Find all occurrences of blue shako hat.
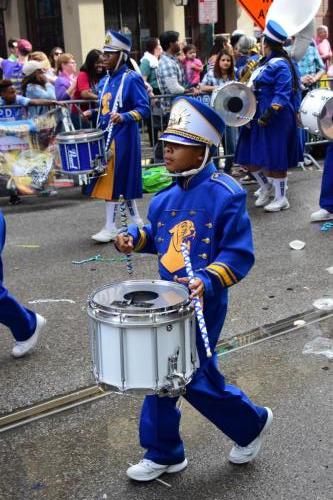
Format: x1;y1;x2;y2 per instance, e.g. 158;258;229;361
263;20;288;44
103;30;131;53
160;97;225;148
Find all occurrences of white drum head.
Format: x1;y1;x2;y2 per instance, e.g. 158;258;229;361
89;280;190;316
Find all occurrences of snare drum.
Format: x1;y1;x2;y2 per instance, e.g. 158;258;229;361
300;89;333;140
87;280;197;397
56;129;107;174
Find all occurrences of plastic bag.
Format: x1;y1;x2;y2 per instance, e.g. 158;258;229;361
142;166;172;193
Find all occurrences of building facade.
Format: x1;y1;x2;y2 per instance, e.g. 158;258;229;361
0;0;332;64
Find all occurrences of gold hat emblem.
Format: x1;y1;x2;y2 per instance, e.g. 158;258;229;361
105;33;112;46
168;106;191;130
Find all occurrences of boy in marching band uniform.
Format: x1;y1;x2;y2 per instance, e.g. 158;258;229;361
116;97;273;482
87;31;150;243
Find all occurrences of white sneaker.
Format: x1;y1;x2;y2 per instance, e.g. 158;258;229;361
310;208;333;222
12;313;46;358
254;185;276;198
126;458;188;482
255;188;271;207
228;407;273;464
264;197;290;212
91;227;118;243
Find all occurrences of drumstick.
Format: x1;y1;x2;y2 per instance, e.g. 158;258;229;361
119;195;133;276
180;242;212;358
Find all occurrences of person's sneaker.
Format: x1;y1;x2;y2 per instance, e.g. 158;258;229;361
240;174;257;185
255;188;271;207
12;314;46;358
303;156;312;166
126;458;188;482
264;197;290;212
228;407;273;464
254;185;275;198
310;208;333;222
91;227;118;243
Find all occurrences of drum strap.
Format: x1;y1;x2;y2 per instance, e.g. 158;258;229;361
97;70;129;152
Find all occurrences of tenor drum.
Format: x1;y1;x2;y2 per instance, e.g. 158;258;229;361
87;280;197;397
300;89;333;140
56;129;107;175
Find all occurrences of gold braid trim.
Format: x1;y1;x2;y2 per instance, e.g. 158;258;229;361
206;268;226;287
134;229;147;252
129;110;142;121
163;128;212;145
206;262;238;287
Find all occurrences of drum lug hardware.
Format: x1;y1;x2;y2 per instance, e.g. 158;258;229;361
166;324;173;332
159;348;186;398
91;155;106;176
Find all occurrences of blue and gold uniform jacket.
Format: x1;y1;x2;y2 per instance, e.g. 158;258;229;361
128;162;254;356
88;64;150;200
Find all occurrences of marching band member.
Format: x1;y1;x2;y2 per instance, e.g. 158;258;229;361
235;20;301;212
0;211;46;357
86;31;150;243
311;144;333;222
116;97;273;482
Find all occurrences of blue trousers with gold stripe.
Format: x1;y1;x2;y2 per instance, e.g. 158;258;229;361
140;353;268;465
320;144;333;213
0;212;36;341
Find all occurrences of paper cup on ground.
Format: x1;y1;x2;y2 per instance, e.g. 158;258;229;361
289;240;306;250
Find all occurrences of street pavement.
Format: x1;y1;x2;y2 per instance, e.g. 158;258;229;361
0;315;331;500
0;168;332;413
0;167;332;499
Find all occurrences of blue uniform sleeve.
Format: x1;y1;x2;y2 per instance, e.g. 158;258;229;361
121;73;150;123
194;192;255;298
270;61;293;108
127;204;157;254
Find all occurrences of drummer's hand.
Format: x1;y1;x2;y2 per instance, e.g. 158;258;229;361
83;110;92;119
115;233;134;253
175;277;204;302
110;112;124;124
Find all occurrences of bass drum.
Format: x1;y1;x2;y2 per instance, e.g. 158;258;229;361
300;89;333;140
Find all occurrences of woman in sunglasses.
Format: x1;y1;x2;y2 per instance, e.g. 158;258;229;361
49;46;63;73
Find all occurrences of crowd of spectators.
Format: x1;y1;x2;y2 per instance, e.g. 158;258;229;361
0;25;331;173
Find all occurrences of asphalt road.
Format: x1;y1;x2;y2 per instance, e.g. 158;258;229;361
0;168;332;414
0;166;332;499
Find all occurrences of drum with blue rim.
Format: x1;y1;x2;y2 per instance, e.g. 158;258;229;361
56;129;107;175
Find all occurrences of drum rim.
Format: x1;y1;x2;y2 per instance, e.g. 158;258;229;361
300;90;333;139
56;128;104;143
87;279;192;316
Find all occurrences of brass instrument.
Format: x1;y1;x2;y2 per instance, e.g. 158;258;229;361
212;0;321;127
239;58;261;84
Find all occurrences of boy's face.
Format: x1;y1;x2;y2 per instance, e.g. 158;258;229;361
163;142;205;173
103;51;121;71
1;85;16;103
